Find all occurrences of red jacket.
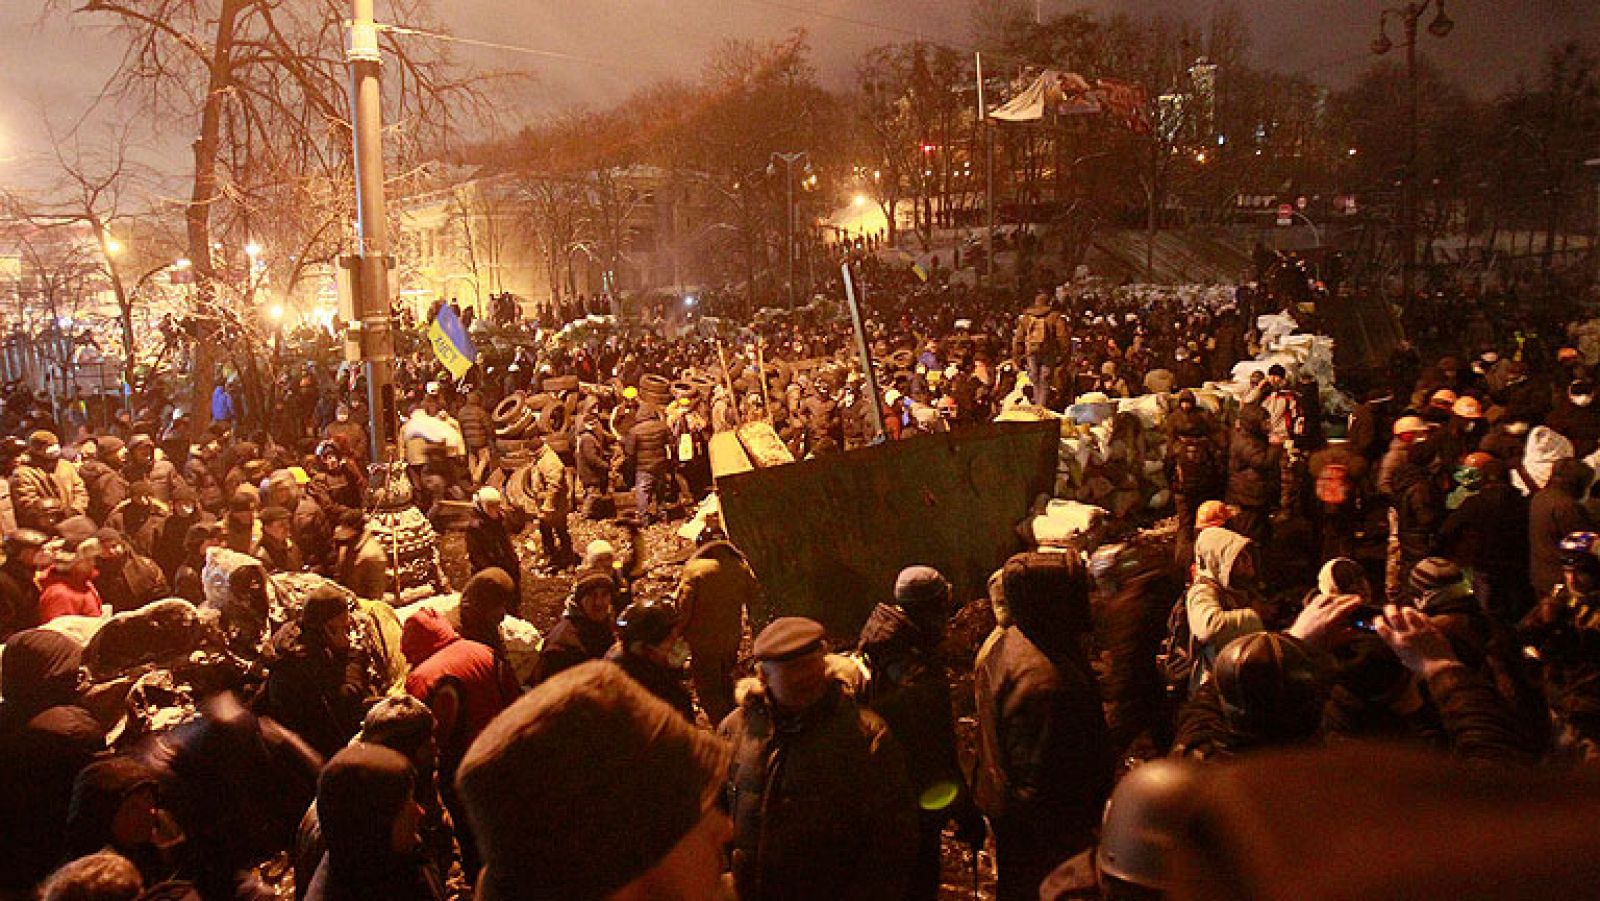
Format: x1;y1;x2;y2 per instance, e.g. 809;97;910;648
36;572;104;624
402;608;516;750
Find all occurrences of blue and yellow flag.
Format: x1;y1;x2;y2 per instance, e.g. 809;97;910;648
427;305;477;379
911;261;929;282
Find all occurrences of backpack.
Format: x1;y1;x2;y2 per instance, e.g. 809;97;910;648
1022;313;1058;357
1157;588;1197;698
1315;461;1353;506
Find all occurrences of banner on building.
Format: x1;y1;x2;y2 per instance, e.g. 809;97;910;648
428;305;477;378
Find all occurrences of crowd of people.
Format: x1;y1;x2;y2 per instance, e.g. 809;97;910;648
1;261;1599;900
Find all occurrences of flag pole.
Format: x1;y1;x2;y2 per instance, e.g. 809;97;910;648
976;52;995;286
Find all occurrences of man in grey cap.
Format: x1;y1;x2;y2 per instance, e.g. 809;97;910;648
456;660;732;900
718;616;917;900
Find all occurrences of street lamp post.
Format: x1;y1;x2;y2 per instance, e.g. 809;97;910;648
769;151;809;309
1372;0;1453;306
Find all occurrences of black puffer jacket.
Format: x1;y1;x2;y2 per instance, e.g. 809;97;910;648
263;622;376;758
1225;405;1279;508
456;400;493;452
624;412;672;473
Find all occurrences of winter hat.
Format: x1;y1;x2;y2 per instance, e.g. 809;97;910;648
753;617;827;662
65;757;160;859
95;435;126;460
27;430;59;453
461;568;518;618
301;586;350;631
317;744;416;878
893;565;950;612
1409;558;1471;610
259;506;290;526
1316;557;1372;601
583;540;616;567
457;661;731;901
357;695;437;761
570;570;616;602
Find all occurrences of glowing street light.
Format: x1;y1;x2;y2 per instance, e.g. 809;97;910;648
244;241;263;259
174;257;192;270
104;237;124;256
853;194;868;208
267;303;286;322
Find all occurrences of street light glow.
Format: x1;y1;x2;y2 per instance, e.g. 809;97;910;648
174;257;192;270
267;303;285;321
245;241;263;258
853;194;868;208
104;237;123;256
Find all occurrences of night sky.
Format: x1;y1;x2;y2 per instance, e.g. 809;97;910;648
2;0;1596;179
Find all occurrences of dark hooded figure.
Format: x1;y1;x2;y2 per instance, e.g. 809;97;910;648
138;693;322;901
973;553;1113;901
304;744;442;901
857;566;984;901
65;757;185;889
263;587;379;758
1529;459;1595;598
536;571;617;683
1225;403;1280;545
0;629;106;894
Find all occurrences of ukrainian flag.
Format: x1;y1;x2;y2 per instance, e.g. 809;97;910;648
428;305;477;379
911;261;929;282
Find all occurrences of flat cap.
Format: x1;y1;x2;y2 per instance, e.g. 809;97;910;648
753;616;826;662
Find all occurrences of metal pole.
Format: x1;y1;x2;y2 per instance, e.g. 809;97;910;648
349;0;397;465
786;159;796;310
977;52;995;285
842;263;885;443
1401;8;1418;307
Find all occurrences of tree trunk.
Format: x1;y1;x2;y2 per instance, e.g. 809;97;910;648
187;0;244;426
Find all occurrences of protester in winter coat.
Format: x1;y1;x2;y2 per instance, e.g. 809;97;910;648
333;510;389;601
624;406;673;525
528;434;578;569
464;487;523;593
153;485;207;582
304;744;443;901
138;693;321;900
37;539;106;623
1513;425;1574;496
256;506;305;573
537;571;616;683
1438;454;1533;622
264;588;379;758
1529;459;1594;598
94;528;170;614
402;607;518;778
1224;404;1278;544
1088;541;1183;756
294;698;467;901
1546;377;1600;458
63;757;185;890
1520;535;1600;755
606;599;696;723
80;435;129;525
0;629;107;895
122;433;184;503
676;537;760;724
719;617;918;901
0;529;49;642
103;481;168;559
856;567;983;901
1185;526;1266;688
974;553;1112;901
11;430;88;530
172;522;223;605
456;390;494;483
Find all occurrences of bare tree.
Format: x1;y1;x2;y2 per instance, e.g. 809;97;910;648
57;0;486;425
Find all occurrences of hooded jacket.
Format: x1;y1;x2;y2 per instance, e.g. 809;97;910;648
402;608;516;764
1529;459;1595;596
1514;426;1574;495
37;569;105;623
1186;527;1264;669
305;745;442;901
0;630;106;893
